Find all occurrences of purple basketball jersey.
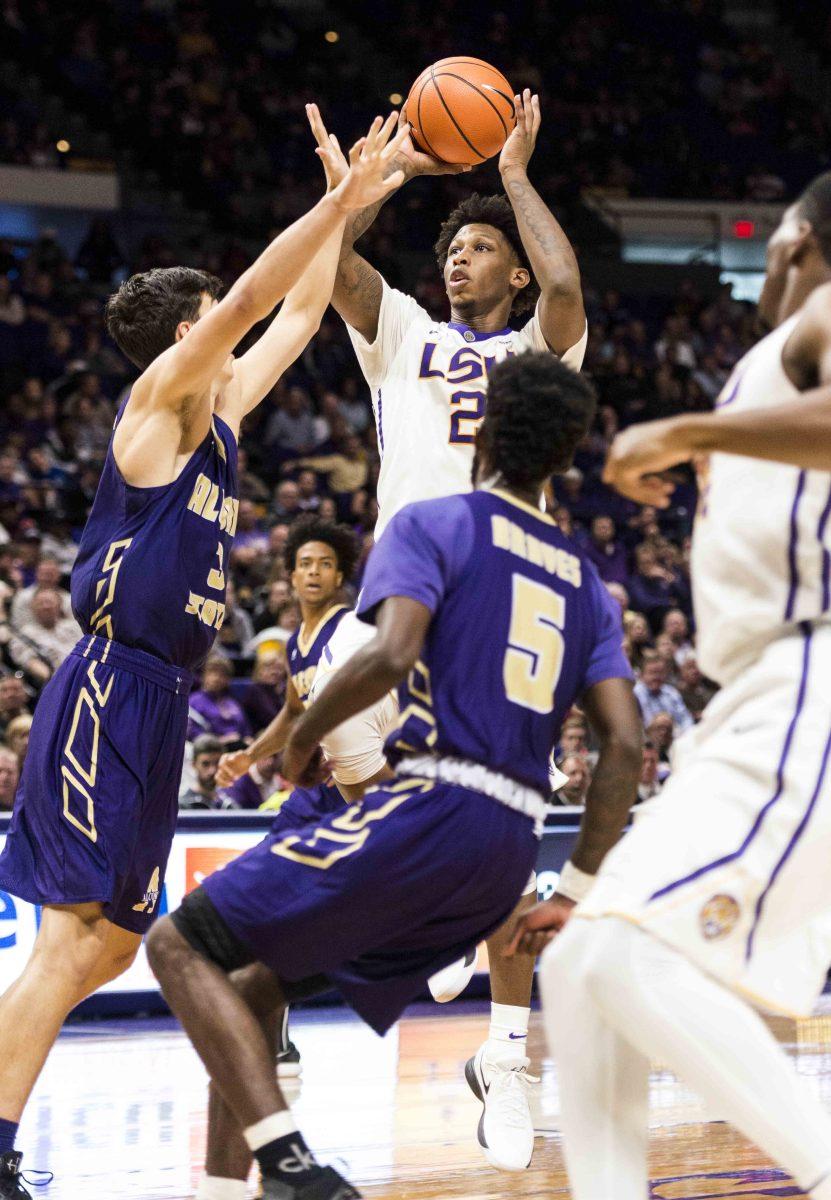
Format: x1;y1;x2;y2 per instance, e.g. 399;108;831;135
71;404;239;673
286;605;348;704
357;488;632;792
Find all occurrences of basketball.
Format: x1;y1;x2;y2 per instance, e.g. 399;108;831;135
404;57;516;165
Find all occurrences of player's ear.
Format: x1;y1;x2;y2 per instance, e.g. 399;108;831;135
175;320;194;343
510;265;531;292
790;219;815;265
335;570;343;590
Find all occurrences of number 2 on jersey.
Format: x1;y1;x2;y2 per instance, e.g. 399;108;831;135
503;574;565;713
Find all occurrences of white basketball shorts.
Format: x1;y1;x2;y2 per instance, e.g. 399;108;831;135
578;622;831;1017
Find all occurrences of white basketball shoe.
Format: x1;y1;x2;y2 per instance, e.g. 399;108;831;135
464;1043;538;1171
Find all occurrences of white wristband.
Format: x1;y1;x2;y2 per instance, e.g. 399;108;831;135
557;860;595;903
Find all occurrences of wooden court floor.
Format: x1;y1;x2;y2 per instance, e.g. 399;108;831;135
19;1000;831;1199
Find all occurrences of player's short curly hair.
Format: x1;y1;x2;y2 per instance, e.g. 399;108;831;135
284;514;360;582
797;171;831;265
477;352;596;486
105;267;223;370
434;193;538;317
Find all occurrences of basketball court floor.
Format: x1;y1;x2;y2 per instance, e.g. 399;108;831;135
20;998;831;1199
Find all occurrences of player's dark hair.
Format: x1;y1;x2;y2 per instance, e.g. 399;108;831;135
434;193;538;316
476;352;596;487
284;514;359;582
797;172;831;265
105;267;223;369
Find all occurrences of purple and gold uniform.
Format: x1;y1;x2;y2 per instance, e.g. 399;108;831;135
286;604;348;706
0;408;238;933
203;488;630;1033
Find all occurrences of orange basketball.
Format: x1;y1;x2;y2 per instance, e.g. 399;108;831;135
404;57;516;166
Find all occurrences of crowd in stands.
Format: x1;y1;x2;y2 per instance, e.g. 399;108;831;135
0;207;759;813
1;0;829;255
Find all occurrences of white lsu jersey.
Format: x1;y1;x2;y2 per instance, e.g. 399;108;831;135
347;280;588;538
692;310;831;685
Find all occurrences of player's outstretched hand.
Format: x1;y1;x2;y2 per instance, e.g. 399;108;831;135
499;88;541;177
329;112;410;212
503;894;576;957
306;103;349;193
395;112;472;178
216;749;252;788
603;417;690;507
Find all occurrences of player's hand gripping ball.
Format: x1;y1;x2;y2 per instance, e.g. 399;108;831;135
404;57;516;165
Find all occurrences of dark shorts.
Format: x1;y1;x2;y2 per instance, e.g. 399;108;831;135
0;635;191;935
268;781;347;836
203;773;539;1034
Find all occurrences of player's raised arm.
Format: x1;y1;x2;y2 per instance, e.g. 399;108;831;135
134;112;409;422
499;90;586;357
308;106;469;342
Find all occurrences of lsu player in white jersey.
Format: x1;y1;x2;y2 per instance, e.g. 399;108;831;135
509;171;831;1200
306;94;587;1172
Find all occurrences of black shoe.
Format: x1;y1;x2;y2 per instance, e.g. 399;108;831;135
0;1153;32;1199
261;1166;362;1199
276;1039;302;1078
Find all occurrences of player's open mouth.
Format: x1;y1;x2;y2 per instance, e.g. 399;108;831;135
449;271;469;285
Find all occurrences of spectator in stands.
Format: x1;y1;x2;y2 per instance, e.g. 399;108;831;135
605;581;630;613
10;555;69;626
271;479;303;524
678;656;718;722
559;716;589;759
291;434;369;505
634;651;694;734
187;655;250;746
646;712;675;765
233;500;269;556
219;754;280;810
580;515;629;587
8;588;81;686
0;746;18;811
240;650;286;734
554;754;592;806
637;741;665;804
628;545;689;630
296;469;321;514
264;387;317;456
213;580;255;660
0;676;29;740
4;713;32;768
252;579;292;633
179;735;225;810
623;611;652;671
661;608;694;664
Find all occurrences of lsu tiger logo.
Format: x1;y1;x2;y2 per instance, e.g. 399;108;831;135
699;893;741;941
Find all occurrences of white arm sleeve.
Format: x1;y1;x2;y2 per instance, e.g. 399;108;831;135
516;302;589;371
345;279;428;388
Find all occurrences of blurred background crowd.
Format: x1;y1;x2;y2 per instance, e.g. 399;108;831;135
0;0;821;813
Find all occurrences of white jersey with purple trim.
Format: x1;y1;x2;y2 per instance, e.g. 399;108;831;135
346;280;588;539
692;312;831;686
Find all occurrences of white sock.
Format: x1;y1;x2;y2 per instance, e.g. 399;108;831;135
542;917;831;1197
485;1002;530;1062
243;1110;296;1151
195;1178;248;1200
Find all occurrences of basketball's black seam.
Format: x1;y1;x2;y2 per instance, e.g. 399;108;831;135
435;71;513;137
429;63;486;161
415;73;442;160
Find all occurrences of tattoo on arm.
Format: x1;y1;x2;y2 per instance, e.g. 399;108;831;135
343;156;409;248
339;250;383;307
503;174;581;293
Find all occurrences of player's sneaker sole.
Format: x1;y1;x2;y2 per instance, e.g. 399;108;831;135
428;949;477;1003
276;1039;302;1078
260;1165;362;1198
465;1048;534;1172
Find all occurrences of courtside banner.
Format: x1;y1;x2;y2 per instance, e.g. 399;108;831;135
0;811;580;997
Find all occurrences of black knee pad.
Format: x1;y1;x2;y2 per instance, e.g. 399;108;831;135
170;886;256;974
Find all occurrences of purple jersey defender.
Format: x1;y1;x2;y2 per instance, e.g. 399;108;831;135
0;408;238;934
286;604;348;705
202;488;630;1034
